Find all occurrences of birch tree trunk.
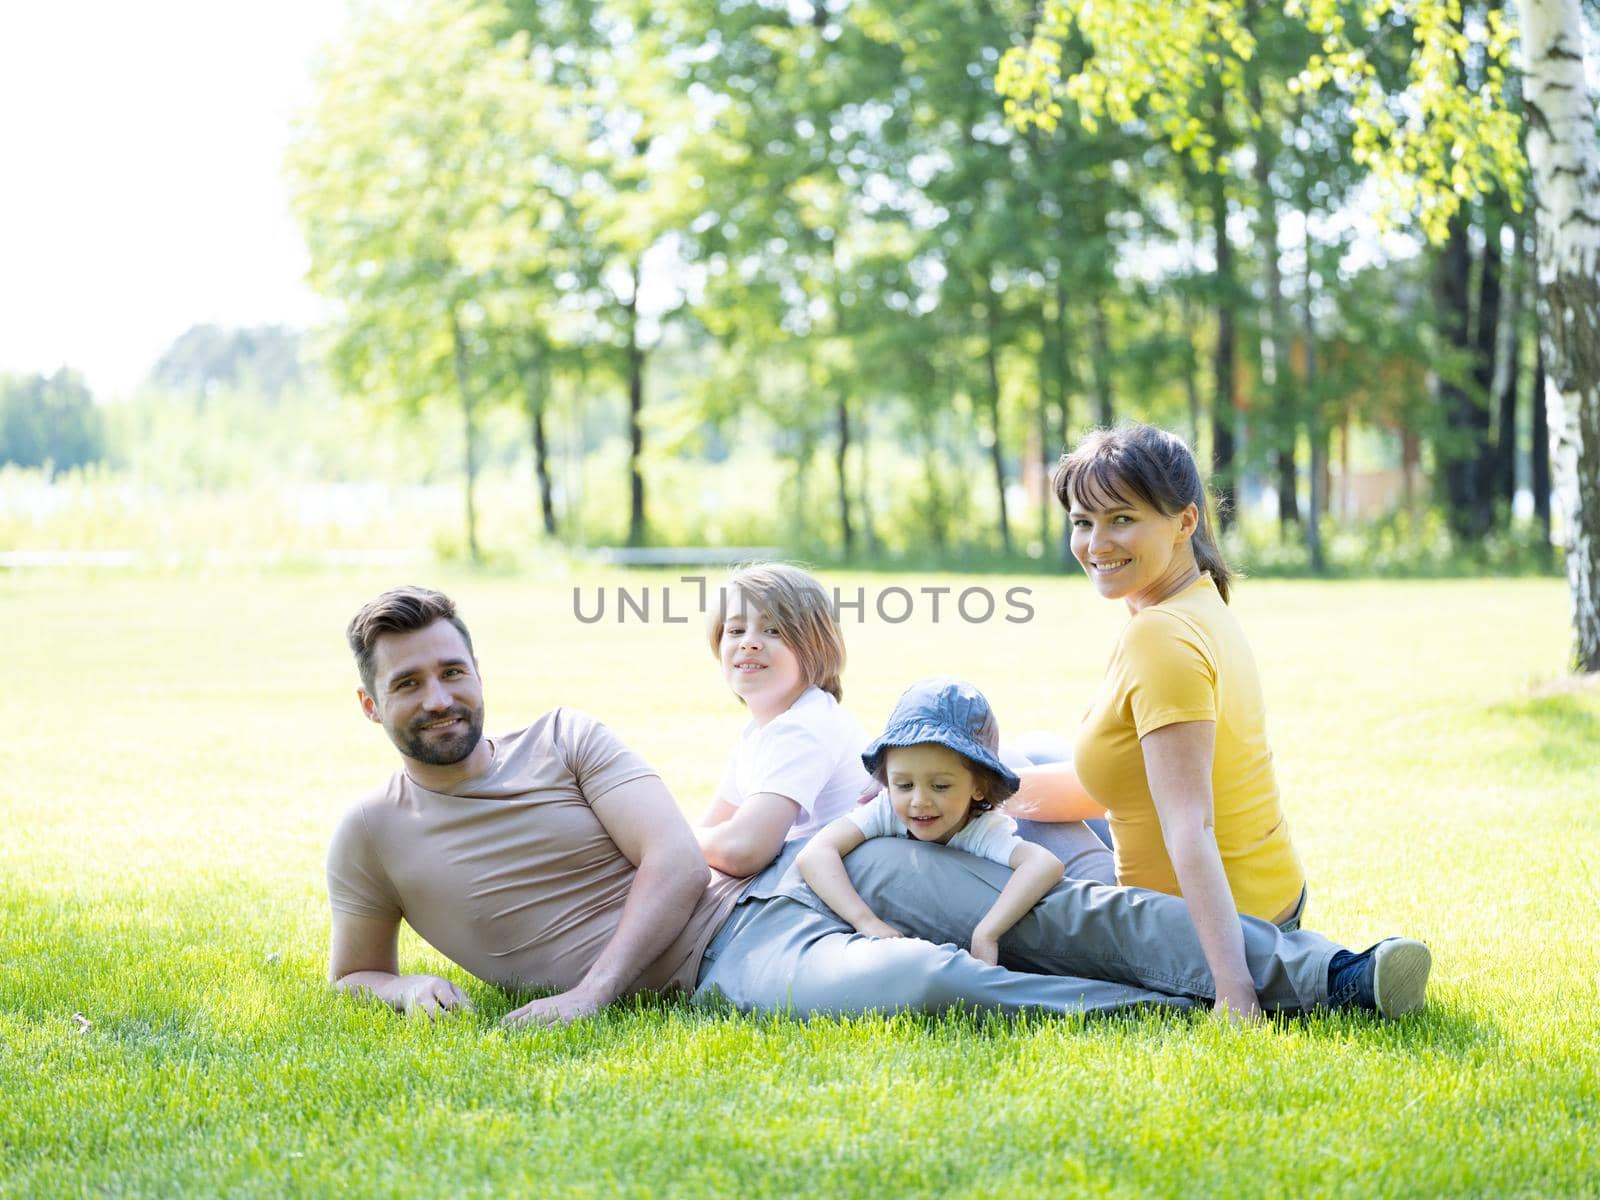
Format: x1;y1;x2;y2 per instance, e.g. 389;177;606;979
1518;0;1600;670
1248;63;1297;532
857;405;878;557
1302;195;1325;573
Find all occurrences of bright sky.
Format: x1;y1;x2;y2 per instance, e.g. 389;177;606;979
0;3;349;399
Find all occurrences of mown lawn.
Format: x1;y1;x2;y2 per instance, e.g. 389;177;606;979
2;567;1596;1198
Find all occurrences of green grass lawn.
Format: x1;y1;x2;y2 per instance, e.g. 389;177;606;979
2;567;1596;1197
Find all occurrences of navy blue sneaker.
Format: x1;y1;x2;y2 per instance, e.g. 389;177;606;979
1327;938;1431;1018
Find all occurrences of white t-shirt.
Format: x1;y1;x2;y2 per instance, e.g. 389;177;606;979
717;686;873;841
847;791;1022;866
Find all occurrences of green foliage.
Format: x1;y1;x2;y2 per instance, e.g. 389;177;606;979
148;324;304;402
263;0;1552;570
288;0;569;396
0;368;105;472
0;570;1594;1194
998;0;1526;240
1227;507;1559;577
103;373;466;491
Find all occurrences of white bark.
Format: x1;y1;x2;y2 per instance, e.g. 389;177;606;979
1518;0;1600;671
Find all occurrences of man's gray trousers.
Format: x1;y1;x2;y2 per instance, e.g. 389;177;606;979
693;839;1339;1019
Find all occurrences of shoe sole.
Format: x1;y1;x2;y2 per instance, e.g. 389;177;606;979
1373;938;1431;1018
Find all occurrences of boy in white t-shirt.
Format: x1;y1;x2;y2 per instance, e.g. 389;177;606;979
717;685;871;844
796;678;1065;967
697;564;873;878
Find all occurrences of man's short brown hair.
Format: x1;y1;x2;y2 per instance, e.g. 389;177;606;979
347;586;475;694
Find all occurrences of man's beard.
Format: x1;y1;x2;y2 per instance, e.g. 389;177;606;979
394;705;485;766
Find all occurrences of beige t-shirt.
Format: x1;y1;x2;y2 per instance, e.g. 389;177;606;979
327;708;747;995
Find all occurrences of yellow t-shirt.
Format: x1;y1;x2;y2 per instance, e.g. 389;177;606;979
1072;574;1304;921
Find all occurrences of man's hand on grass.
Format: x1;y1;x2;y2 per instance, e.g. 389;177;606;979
500;988;604;1028
396;974;474;1018
1212;984;1264;1024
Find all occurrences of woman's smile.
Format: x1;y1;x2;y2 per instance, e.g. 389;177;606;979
1089;557;1131;574
1069;493;1199;612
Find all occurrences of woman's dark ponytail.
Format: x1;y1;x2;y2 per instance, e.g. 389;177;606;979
1190;489;1233;604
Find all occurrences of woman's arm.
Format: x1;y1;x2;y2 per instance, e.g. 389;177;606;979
795;820;904;939
1141;720;1260;1020
1003;762;1108;822
968;841;1065;966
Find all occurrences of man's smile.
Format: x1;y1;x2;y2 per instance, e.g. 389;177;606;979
412;710;474;738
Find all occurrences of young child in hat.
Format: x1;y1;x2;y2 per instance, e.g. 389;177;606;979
796;677;1065;967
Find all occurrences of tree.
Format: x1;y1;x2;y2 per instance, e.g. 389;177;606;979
0;369;104;471
288;0;570;560
543;10;701;548
147;325;304;402
643;0;926;557
1517;0;1600;669
1426;7;1518;545
998;0;1524;236
995;0;1600;668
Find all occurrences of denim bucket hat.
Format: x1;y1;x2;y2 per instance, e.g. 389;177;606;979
861;677;1021;798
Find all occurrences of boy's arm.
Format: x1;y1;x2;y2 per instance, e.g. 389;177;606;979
697;796;738;828
697;766;741;827
795;819;904;939
695;792;800;877
968;841;1066;966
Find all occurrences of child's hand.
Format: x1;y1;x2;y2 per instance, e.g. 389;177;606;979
854;917;905;940
969;932;1000;966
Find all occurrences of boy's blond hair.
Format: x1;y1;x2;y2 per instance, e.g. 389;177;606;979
707;563;845;701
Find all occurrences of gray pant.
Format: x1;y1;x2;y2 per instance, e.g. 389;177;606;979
1013;817;1117;885
1002;731;1117;885
693;840;1338;1018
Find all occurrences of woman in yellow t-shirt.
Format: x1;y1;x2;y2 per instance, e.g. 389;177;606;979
1008;422;1310;1020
